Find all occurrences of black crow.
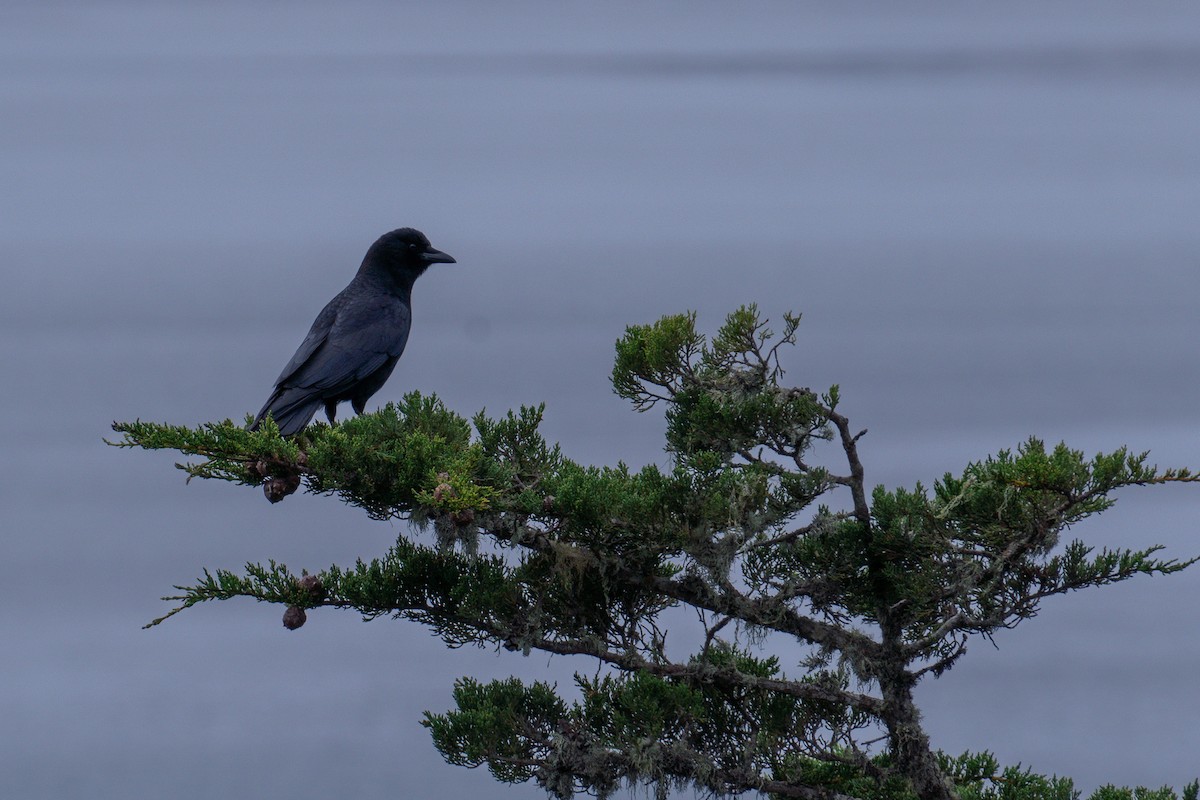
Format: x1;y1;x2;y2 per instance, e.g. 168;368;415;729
249;227;455;436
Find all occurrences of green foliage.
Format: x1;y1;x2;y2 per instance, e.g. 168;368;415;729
424;644;879;800
612;311;703;410
302;392;476;518
428;675;1200;800
108;416;301;484
112;305;1200;800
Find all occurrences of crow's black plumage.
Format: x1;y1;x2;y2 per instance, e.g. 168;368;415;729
249;228;455;437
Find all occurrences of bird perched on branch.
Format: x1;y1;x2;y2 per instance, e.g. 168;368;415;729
249;227;456;436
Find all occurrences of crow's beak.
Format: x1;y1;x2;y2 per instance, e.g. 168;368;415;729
421;247;456;264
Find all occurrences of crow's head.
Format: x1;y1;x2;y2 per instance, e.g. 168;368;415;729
365;227;456;284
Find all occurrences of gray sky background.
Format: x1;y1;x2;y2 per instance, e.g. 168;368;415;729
3;2;1199;797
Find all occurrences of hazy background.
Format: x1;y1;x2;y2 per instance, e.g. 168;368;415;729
3;2;1198;797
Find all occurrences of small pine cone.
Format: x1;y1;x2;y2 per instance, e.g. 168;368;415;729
282;606;306;630
452;508;475;527
263;473;302;504
542;495;556;513
297;574;326;602
263;478;287;503
294;451;308;467
432;482;455;503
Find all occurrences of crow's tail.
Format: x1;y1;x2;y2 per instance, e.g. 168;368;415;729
249;388;323;437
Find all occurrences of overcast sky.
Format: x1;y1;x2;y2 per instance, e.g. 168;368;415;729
3;3;1199;798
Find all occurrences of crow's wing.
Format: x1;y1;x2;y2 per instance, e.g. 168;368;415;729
275;292;411;396
273;297;339;386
